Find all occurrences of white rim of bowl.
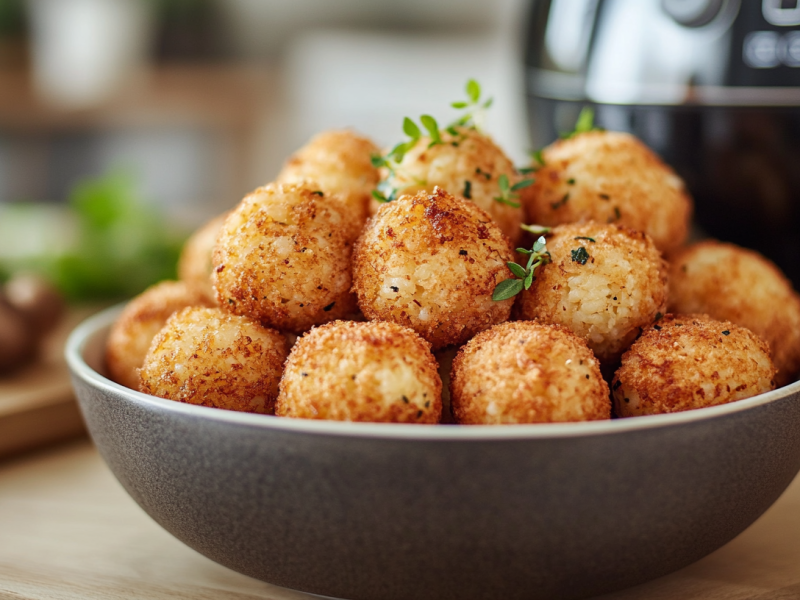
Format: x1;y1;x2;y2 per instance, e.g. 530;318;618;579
66;305;800;441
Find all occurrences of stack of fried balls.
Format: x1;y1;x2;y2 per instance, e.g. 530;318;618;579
107;85;799;425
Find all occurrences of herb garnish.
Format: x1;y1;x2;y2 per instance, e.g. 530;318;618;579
561;106;604;139
571;246;590;265
530;148;546;168
463;180;472;199
311;190;324;196
722;330;730;336
551;193;569;210
574;236;595;242
492;236;551;301
521;224;552;235
493;174;534;208
449;78;493;131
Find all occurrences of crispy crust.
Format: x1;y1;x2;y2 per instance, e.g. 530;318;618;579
374;127;524;244
515;222;668;364
451;321;610;424
520;131;692;254
276;320;442;423
105;280;213;390
352;187;514;351
612;314;776;417
177;213;227;304
213;183;358;333
277;129;380;240
139;307;288;414
668;240;800;387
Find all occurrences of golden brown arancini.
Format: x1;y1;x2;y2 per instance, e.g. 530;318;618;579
177;213;227;303
375;127;525;244
451;321;610;424
139;307;288;413
277;129;379;239
275;320;442;423
668;240;800;387
520;131;692;254
612;314;776;417
213;183;358;333
106;280;213;390
515;222;668;364
352;187;514;351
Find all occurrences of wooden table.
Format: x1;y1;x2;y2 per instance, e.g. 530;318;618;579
1;440;800;600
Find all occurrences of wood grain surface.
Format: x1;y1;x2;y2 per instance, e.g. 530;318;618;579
1;440;800;599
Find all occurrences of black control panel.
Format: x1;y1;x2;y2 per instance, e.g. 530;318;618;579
730;0;800;85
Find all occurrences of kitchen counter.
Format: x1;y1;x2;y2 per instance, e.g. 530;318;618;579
1;439;799;599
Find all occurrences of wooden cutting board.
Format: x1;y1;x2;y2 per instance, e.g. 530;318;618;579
0;307;100;458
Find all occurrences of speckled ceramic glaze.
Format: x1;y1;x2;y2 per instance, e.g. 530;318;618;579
67;307;800;600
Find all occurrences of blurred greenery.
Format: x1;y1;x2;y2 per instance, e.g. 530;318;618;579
0;171;187;301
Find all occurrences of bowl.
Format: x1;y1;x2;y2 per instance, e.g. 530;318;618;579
66;306;800;600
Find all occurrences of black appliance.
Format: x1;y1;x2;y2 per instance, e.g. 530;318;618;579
524;0;800;284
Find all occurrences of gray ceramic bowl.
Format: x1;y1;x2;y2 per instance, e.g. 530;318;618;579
66;306;800;600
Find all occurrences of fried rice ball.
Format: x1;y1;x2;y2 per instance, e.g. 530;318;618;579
612;314;776;417
352;187;514;351
139;307;288;414
276;320;442;423
668;241;800;387
213;183;358;333
451;321;610;425
520;131;692;254
277;129;379;239
177;213;227;303
106;280;213;390
375;127;524;244
515;222;668;364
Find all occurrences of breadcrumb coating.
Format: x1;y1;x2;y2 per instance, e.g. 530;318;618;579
139;307;288;414
353;187;514;350
213;183;358;333
276;320;442;423
668;240;800;387
451;321;610;424
515;222;668;364
613;314;776;417
521;131;692;254
277;129;379;240
106;280;213;390
375;127;524;243
177;213;227;303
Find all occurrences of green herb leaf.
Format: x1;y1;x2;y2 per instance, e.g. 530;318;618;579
533;236;547;253
403;117;421;139
521;224;552;235
518;166;536;175
511;179;535;191
494;196;520;208
371;190;389;203
507;262;527;279
573;236;595;242
722;330;730;336
420;114;441;143
551;194;569;210
571;246;590;264
371;154;387;168
498;173;510;192
524;269;534;290
463;180;472;199
530;149;545;166
466;79;481;103
451;101;468;109
575;107;595;134
492;278;523;301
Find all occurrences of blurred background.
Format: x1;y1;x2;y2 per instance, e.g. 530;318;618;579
0;0;529;303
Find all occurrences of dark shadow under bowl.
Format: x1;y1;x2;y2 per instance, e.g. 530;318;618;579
66;306;800;600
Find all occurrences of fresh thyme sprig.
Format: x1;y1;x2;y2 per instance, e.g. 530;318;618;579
561;106;604;139
492;234;552;301
493;174;535;208
372;78;494;203
449;78;493;131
